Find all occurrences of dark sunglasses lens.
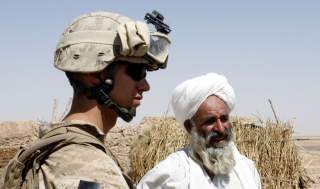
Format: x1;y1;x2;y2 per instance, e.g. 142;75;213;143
126;64;147;81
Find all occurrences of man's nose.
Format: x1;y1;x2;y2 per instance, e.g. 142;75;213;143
138;78;150;92
214;119;225;133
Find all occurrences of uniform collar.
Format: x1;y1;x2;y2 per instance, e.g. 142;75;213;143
51;120;106;141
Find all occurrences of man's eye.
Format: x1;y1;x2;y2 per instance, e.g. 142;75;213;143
220;115;229;123
203;117;217;125
126;64;147;81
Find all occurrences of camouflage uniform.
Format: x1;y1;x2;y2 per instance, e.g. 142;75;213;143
2;11;170;189
38;121;130;189
37;11;170;188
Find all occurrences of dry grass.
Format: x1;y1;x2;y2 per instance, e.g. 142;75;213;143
233;117;311;188
129;117;190;180
129;117;311;189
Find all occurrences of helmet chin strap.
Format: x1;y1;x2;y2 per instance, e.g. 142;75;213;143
67;73;136;122
88;81;136;122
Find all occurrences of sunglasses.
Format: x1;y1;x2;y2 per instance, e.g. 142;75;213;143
125;64;147;81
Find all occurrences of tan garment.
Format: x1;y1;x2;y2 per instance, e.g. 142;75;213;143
37;121;130;189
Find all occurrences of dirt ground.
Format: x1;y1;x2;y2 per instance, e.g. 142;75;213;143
295;136;320;189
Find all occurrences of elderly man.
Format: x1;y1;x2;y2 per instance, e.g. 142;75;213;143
137;73;261;189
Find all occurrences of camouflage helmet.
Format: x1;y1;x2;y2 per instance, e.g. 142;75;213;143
54;11;170;73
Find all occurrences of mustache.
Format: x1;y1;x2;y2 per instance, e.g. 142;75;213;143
205;127;232;144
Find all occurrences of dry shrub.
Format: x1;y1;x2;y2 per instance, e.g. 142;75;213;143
233;117;311;189
129;117;311;188
129;117;190;181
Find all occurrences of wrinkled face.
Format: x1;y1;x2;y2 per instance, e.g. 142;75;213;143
188;95;235;175
191;95;232;148
109;62;150;109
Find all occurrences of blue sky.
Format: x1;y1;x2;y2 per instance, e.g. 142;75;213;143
0;1;319;135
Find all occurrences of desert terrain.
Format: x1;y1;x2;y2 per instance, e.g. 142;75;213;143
295;136;320;189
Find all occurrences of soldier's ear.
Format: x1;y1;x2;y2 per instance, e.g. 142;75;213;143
82;73;101;86
184;120;192;134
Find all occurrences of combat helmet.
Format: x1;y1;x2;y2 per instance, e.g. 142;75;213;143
54;11;171;122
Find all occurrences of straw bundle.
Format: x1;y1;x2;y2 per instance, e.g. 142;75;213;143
129;117;190;181
129;117;311;188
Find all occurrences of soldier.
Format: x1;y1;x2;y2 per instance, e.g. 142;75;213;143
3;11;171;189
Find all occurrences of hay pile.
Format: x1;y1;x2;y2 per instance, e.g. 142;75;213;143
129;117;190;180
129;117;311;188
232;117;311;188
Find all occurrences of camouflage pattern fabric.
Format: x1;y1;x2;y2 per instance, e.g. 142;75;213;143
38;144;129;188
54;11;148;73
37;121;130;189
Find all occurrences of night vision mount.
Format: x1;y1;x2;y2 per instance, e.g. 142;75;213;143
144;10;171;34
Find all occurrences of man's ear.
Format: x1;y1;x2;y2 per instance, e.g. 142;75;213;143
82;73;100;86
184;120;192;134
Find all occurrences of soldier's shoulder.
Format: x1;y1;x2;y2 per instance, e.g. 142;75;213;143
40;144;122;178
48;143;111;165
40;144;128;189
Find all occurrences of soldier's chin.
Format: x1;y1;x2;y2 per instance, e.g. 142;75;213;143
130;100;141;108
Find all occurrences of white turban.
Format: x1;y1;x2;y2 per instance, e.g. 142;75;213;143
171;73;235;127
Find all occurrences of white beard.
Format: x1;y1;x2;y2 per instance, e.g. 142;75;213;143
189;126;235;175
